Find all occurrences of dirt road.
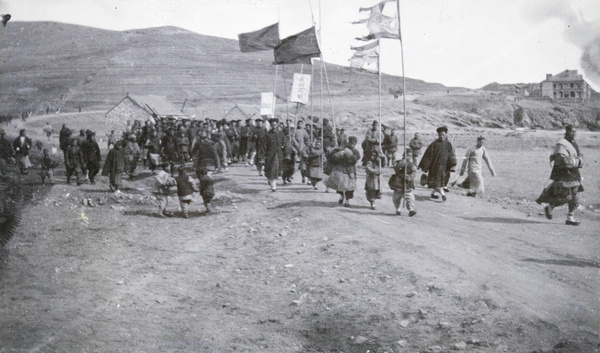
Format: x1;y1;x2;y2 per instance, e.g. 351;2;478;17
0;161;598;353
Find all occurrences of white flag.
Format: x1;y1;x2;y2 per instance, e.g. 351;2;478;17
260;92;275;117
290;73;312;105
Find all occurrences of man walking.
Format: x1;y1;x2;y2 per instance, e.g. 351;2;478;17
264;118;284;191
81;131;102;184
418;126;456;201
409;132;423;166
43;122;54;141
536;124;584;226
459;136;496;197
12;129;32;175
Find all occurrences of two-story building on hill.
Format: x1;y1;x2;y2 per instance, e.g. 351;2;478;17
540;70;594;100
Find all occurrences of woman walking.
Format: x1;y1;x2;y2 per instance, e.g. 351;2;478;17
325;136;361;207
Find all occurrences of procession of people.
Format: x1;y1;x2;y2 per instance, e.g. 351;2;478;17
0;117;586;226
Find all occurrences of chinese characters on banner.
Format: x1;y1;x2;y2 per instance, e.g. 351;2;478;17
290;73;311;105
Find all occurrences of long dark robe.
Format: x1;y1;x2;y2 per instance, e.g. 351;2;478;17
264;129;284;180
418;139;456;189
82;139;101;179
254;127;268;165
102;146;125;188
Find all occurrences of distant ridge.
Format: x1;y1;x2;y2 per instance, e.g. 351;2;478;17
0;21;449;116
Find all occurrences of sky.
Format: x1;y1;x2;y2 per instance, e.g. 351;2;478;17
2;0;600;91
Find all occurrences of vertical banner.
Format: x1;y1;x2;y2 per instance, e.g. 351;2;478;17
290;73;312;105
260;92;275;117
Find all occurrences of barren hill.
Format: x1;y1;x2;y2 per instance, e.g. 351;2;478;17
1;22;599;131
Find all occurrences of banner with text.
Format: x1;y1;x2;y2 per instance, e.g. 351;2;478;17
290;74;312;105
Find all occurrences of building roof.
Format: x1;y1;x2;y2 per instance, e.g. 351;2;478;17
221;104;261;121
107;94;187;118
129;95;187;117
543;70;584;82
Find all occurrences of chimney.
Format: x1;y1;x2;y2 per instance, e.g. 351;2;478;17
546;74;552;80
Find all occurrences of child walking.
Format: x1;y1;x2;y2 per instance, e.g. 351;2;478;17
306;140;324;190
389;148;417;216
40;148;59;185
197;167;215;213
154;170;176;217
175;166;198;219
365;150;382;210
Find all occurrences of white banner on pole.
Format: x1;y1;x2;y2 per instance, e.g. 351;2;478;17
290;73;311;105
260;92;275;117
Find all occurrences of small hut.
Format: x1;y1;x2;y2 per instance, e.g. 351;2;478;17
105;94;187;133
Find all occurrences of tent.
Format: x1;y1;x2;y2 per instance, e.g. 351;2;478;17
105;94;187;133
221;104;261;122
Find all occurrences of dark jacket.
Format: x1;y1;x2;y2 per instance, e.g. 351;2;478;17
102;145;126;177
175;173;195;197
199;174;215;199
192;138;220;171
418;139;456;189
389;159;416;191
81;139;101;167
0;136;14;160
13;136;32;156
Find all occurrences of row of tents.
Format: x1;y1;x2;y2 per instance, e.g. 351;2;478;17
105;94;262;132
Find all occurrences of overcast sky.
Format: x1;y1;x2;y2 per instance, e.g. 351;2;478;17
2;0;600;90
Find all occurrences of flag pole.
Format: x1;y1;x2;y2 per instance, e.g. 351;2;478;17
283;64;290;124
310;63;314;145
322;61;337;147
273;65;279;121
378;40;382;170
319;0;324;163
396;0;407;207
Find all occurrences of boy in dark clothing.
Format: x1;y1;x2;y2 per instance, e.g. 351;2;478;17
365;150;382;210
197;167;215;213
82;131;101;184
175;166;197;218
102;141;126;192
389;148;417;216
65;139;85;186
40;148;60;185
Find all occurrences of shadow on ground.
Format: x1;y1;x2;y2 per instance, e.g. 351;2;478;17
522;258;600;268
268;200;339;209
459;216;546;224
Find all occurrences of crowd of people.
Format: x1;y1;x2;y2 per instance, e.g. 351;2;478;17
0;117;585;225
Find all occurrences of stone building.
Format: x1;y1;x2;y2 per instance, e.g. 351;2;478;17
105;94;187;134
540;70;594;100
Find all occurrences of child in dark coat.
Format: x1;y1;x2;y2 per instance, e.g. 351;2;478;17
175;166;198;218
40;148;60;185
197;167;215;213
389;148;417;216
365;150;382;209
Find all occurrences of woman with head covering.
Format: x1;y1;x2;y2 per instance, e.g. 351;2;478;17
325;136;361;207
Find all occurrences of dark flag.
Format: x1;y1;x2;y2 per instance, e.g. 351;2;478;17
2;14;11;27
273;26;321;65
238;23;280;53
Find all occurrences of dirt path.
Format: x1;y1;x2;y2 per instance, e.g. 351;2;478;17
0;162;598;353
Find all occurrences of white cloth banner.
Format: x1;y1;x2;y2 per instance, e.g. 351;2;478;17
260;92;275;117
290;73;311;105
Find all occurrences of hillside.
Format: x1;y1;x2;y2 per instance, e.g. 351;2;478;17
1;21;599;131
0;22;445;114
